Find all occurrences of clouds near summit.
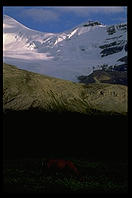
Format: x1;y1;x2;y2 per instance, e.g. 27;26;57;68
20;7;126;23
20;8;60;22
3;6;127;33
58;6;125;17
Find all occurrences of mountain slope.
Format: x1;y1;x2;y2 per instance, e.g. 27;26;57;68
3;15;127;82
3;63;127;114
78;69;127;86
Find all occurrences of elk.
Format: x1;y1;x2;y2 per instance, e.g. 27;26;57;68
42;159;80;178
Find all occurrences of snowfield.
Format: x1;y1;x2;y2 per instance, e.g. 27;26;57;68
3;15;127;82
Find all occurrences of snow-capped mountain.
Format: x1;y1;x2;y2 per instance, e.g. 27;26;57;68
3;15;127;81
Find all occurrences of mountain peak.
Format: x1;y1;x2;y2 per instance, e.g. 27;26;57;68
3;14;18;22
3;14;11;19
82;21;103;27
3;14;27;29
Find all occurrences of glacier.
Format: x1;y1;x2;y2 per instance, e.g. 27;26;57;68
3;15;127;82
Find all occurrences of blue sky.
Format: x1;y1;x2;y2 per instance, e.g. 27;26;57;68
3;6;127;33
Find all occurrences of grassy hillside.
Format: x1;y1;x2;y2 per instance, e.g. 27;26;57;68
3;63;127;114
3;63;128;160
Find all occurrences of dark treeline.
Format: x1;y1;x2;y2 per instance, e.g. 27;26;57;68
3;109;128;161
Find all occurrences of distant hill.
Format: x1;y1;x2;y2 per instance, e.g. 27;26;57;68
3;63;127;115
78;69;127;86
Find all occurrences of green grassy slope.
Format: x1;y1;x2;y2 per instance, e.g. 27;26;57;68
3;63;127;114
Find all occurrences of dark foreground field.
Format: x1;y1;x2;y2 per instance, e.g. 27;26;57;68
3;158;128;194
3;110;128;160
3;110;128;194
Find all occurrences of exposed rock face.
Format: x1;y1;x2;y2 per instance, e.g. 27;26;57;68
83;21;102;27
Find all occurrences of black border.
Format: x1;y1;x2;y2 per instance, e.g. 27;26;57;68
1;0;129;197
1;0;129;6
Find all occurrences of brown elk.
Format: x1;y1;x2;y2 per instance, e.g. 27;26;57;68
43;159;80;178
